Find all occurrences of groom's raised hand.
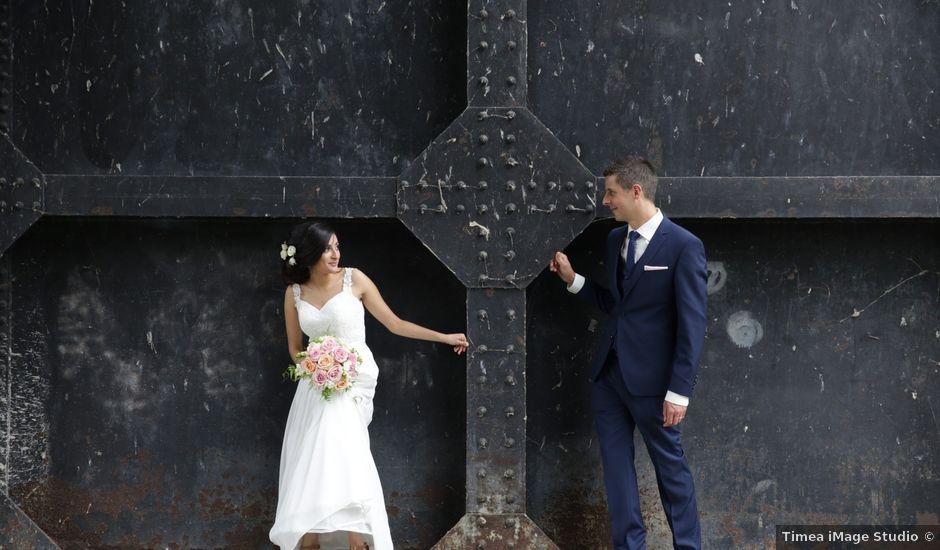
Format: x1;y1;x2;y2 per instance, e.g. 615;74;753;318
549;251;575;285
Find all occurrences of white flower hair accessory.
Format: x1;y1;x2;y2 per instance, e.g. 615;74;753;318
280;243;297;266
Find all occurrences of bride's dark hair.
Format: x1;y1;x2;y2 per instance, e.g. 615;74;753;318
281;221;336;285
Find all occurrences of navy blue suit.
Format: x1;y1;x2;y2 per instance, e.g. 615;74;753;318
575;216;707;550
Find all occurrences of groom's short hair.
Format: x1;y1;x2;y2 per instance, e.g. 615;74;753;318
603;156;658;203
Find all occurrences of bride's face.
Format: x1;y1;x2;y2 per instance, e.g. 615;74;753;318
313;233;341;274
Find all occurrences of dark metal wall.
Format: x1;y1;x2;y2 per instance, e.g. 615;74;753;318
0;1;938;549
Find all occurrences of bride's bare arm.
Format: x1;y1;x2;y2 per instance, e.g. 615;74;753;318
353;268;468;354
284;287;304;360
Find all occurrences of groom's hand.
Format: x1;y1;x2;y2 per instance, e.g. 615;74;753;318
663;401;687;428
549;252;575;285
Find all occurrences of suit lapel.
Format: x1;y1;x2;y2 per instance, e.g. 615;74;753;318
620;217;672;301
608;225;629;298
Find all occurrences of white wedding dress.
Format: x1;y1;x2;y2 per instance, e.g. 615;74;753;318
270;267;393;550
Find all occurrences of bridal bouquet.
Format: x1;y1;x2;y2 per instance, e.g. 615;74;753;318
285;336;361;400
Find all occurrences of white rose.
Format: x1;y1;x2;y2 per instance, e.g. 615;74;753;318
280;250;287;260
288;258;297;266
287;245;296;256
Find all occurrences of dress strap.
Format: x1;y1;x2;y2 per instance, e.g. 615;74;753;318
291;283;302;305
343;267;353;290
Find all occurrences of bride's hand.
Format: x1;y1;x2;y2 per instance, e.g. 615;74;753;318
445;333;469;355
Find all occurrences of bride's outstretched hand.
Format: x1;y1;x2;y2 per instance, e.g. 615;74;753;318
445;333;469;355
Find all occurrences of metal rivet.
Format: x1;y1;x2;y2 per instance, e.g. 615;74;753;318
506;494;516;504
547;181;558;191
585;204;595;213
478;134;489;145
506;309;516;320
0;177;6;185
505;203;516;214
417;180;428;189
565;181;575;191
32;178;41;188
478;110;489;121
478;469;487;479
506;110;516;119
505;134;516;144
505;406;515;418
478;438;488;449
504;274;516;284
14;177;23;186
476;541;486;550
478;41;489;50
478;274;488;284
0;88;8;97
477;204;488;214
503;469;515;479
477;406;488;417
478;9;488;19
399;203;409;213
32;201;41;210
505;157;518;168
478;180;488;190
505;517;517;528
478;157;489;167
477;309;488;320
585;180;595;189
504;438;515;448
505;227;515;236
456;180;467;190
503;250;516;261
506;344;515;353
506;76;516;86
418;204;428;214
505;375;516;386
506;40;517;50
0;105;7;114
455;204;465;213
0;122;8;133
504;180;516;192
477;374;487;384
400;179;410;187
565;204;576;213
527;180;536;190
477;345;488;353
478;251;488;261
478;76;489;87
505;9;516;19
477;495;487;504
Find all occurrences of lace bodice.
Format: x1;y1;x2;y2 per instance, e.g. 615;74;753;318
292;268;366;344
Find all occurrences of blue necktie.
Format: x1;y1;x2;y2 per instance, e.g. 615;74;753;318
617;230;639;295
625;230;639;279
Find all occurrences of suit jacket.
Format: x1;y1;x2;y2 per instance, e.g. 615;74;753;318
576;217;707;398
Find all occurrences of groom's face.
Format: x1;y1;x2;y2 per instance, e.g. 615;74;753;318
602;175;634;223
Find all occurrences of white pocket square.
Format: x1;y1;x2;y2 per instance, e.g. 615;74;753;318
644;265;669;271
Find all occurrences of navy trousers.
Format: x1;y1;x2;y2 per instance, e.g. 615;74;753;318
591;352;701;550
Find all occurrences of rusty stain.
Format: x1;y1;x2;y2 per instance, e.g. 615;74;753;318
90;205;113;215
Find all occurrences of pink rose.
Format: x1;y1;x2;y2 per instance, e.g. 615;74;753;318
313;369;329;386
332;347;349;362
308;347;322;360
348;366;358;380
320;338;338;353
348;354;358;368
327;365;342;382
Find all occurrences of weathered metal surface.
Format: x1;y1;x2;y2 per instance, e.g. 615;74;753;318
528;1;940;177
0;135;44;255
433;513;555;550
45;175;397;218
10;0;465;177
0;495;57;549
652;176;940;219
0;0;938;548
467;0;527;108
527;218;940;548
5;219;466;548
398;107;596;288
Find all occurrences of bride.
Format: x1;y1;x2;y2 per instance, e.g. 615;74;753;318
269;221;468;550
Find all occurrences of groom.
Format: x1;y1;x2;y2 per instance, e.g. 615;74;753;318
550;156;707;549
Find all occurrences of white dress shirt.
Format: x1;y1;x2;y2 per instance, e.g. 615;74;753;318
566;210;689;407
